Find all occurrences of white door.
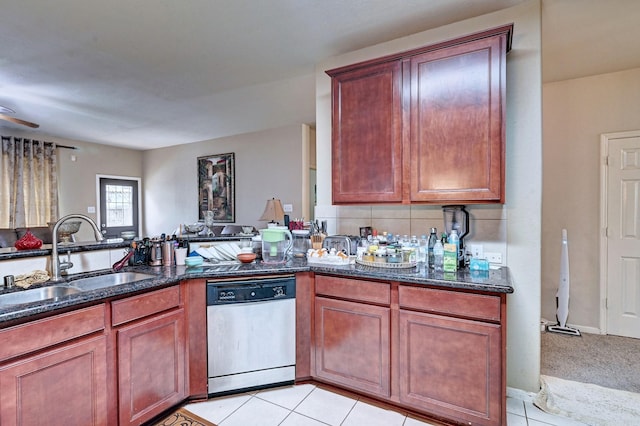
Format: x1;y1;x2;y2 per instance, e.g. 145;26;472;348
604;131;640;338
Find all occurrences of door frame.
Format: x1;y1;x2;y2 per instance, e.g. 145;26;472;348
599;129;640;335
96;174;142;238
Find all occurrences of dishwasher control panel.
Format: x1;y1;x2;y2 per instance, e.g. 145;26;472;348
207;276;295;304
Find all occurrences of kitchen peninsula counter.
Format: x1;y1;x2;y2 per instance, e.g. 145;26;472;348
0;259;512;425
0;259;512;325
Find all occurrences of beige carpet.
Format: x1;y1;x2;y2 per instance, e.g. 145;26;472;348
541;331;640;393
534;375;640;426
151;407;216;426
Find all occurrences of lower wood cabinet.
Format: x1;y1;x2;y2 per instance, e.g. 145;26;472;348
115;289;186;426
0;335;108;426
311;275;506;426
398;310;502;426
314;296;390;397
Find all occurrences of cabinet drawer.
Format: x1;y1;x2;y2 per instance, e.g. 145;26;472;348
399;286;500;322
315;275;390;305
0;304;106;362
112;286;180;327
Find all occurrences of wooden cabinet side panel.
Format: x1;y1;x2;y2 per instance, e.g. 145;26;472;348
332;61;404;203
410;35;506;203
0;335;108;426
183;279;208;398
314;296;390;397
117;309;186;426
296;272;314;381
0;304;106;362
398;310;502;426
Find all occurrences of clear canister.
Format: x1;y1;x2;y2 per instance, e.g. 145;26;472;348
292;229;310;258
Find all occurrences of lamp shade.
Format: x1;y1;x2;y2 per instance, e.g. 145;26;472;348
259;198;285;223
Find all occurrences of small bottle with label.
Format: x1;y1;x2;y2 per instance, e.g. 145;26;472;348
409;235;419;263
356;237;369;260
433;238;444;272
448;229;461;267
418;235;428;264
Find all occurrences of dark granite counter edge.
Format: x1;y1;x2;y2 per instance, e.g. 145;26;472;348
0;240;132;260
0;236;256;261
0;261;513;325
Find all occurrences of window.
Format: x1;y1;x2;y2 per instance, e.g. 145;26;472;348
97;176;140;238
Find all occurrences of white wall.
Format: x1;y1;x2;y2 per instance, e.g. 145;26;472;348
315;0;542;392
542;67;640;331
142;124;305;236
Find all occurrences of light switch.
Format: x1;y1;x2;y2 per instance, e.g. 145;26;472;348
87;206;96;213
283;204;293;213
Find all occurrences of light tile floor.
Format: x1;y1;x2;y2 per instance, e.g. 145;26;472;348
184;384;588;425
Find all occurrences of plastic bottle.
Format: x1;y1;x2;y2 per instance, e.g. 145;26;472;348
448;229;460;266
433;238;444;272
427;228;438;269
418;235;428;264
356;237;369;260
409;235;419;263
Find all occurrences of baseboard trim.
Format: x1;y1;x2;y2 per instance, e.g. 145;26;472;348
507;386;536;402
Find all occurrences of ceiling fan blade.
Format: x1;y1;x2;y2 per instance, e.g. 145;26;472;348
0;113;40;129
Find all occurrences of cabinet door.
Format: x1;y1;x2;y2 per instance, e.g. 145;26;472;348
399;310;502;426
314;296;390;397
330;60;404;203
410;34;506;203
0;335;108;426
118;309;186;426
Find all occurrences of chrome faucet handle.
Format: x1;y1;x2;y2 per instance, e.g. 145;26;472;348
59;250;73;272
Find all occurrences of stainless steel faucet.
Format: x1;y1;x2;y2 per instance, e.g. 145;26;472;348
51;214;104;281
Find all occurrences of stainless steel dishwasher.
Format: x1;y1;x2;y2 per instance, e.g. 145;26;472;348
206;275;296;395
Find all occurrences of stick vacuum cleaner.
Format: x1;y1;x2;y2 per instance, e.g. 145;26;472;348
547;229;581;336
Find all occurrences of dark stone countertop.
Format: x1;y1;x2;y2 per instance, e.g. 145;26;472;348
0;258;512;326
0;236;255;261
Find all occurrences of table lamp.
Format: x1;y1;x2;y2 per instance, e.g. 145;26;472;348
259;198;285;226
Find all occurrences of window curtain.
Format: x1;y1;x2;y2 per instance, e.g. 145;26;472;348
0;136;59;228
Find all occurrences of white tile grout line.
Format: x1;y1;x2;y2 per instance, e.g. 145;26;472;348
217;391;257;425
213;385;541;426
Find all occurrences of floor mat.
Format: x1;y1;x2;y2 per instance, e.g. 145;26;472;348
534;375;640;426
152;407;216;426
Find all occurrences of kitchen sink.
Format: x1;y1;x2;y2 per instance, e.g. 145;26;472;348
0;285;83;307
68;272;156;291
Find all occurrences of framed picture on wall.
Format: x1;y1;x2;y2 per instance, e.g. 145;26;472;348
197;152;235;223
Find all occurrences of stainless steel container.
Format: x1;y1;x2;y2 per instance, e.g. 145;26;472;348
162;241;174;266
149;239;163;266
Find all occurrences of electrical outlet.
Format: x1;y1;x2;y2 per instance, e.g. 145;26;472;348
283;204;293;213
486;252;503;264
468;244;484;259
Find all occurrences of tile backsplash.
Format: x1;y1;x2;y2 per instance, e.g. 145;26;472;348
315;203;507;264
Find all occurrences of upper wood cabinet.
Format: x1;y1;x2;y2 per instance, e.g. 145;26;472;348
329;60;404;203
327;24;512;205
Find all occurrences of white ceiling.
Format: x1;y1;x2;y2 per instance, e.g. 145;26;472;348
1;0;639;150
